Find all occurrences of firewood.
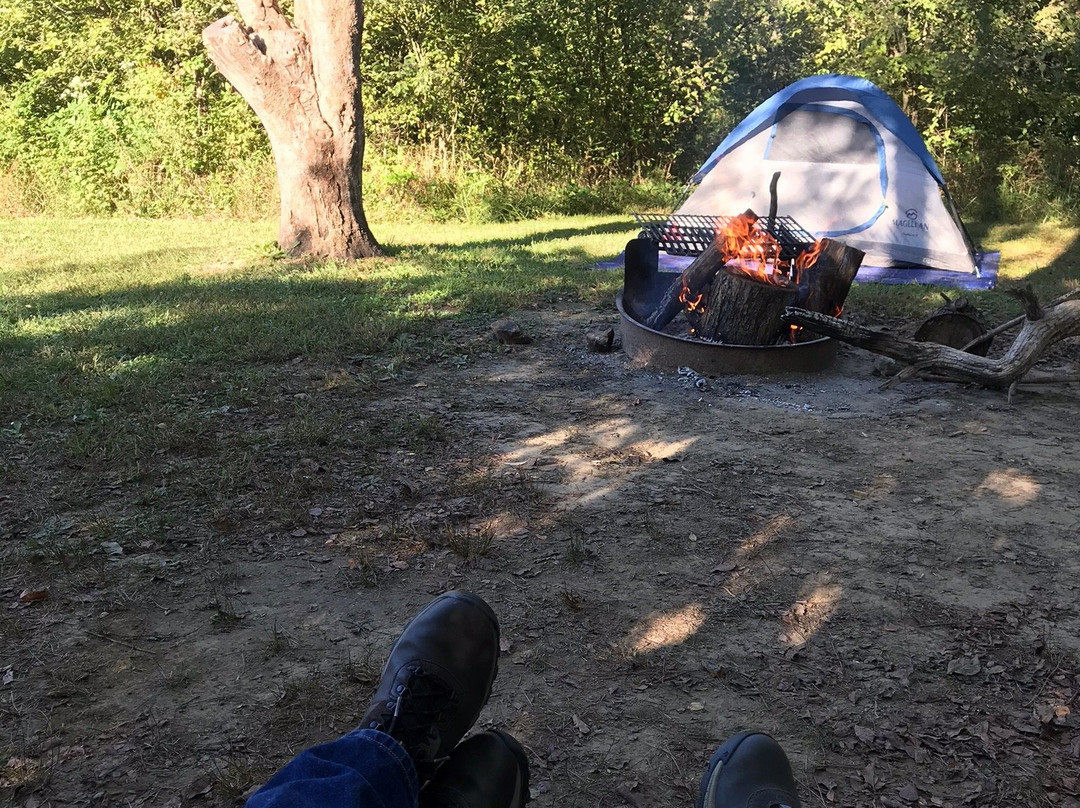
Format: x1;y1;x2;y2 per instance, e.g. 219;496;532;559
792;238;864;316
913;294;991;356
643;209;759;331
643;241;722;331
781;299;1080;388
698;267;797;344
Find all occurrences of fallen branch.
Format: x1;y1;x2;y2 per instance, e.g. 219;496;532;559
879;287;1080;389
782;300;1080;388
959;287;1080;352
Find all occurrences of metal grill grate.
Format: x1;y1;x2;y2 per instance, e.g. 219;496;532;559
633;213;814;261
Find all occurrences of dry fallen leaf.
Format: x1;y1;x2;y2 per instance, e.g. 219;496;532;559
18;587;49;604
854;725;875;743
946;656;981;676
862;761;879;790
572;714;590;735
711;562;737;573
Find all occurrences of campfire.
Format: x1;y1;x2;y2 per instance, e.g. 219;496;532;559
630;211;864;348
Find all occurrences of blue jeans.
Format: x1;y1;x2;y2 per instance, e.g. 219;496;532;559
247;729;419;808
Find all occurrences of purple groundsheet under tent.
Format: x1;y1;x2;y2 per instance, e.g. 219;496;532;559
594;250;1000;290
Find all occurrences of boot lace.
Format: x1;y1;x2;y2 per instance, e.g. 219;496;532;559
375;665;457;761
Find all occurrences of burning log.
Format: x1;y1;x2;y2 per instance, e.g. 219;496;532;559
698;267;797;344
638;209;863;347
643;241;722;331
643;210;759;332
781;293;1080;389
791;238;864;317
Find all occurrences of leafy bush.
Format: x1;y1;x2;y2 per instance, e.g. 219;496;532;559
0;0;1078;221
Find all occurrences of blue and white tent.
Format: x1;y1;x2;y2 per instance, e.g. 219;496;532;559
678;75;995;284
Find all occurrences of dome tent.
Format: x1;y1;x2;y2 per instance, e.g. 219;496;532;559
678;75;993;283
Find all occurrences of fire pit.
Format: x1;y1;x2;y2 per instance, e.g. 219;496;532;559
618;212;864;374
616;290;838;375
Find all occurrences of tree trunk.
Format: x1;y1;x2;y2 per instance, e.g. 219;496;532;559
203;0;382;259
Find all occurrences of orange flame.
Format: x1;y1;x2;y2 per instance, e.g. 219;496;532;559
718;213;789;287
674;215;830;322
679;284;704;312
792;239;826;284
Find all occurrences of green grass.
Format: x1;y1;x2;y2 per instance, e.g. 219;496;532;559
0;215;631;439
846;221;1080;321
2;214;1078;457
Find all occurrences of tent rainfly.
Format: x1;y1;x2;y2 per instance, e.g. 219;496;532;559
679;75;987;280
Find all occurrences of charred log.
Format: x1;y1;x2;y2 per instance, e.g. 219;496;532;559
792;238;864;317
644;241;722;331
644;209;759;332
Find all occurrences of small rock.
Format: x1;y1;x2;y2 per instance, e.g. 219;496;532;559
491;319;533;345
946;655;981;676
584;326;614;353
873;356;903;377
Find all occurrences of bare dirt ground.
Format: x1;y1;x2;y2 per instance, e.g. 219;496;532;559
3;305;1079;808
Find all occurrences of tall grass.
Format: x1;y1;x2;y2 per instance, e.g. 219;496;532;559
0;139;678;222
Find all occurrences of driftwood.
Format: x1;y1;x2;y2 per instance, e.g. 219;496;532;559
699;268;796;344
881;287;1080;389
781;297;1080;388
960;287;1080;352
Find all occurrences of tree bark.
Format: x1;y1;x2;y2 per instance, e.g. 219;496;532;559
203;0;382;259
699;268;797;344
791;238;864;317
782;300;1080;387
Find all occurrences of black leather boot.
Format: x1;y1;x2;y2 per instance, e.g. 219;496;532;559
359;591;500;781
696;731;801;808
420;730;530;808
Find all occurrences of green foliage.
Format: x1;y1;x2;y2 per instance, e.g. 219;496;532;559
785;0;1080;220
0;0;1078;220
0;0;271;215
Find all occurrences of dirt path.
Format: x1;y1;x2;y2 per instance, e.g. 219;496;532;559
3;308;1079;807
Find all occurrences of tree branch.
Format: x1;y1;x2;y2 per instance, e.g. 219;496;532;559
782;300;1080;388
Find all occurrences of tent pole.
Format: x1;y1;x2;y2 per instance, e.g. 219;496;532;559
942;188;981;275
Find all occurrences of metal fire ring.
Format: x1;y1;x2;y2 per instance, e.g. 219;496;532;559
616;290;837;375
